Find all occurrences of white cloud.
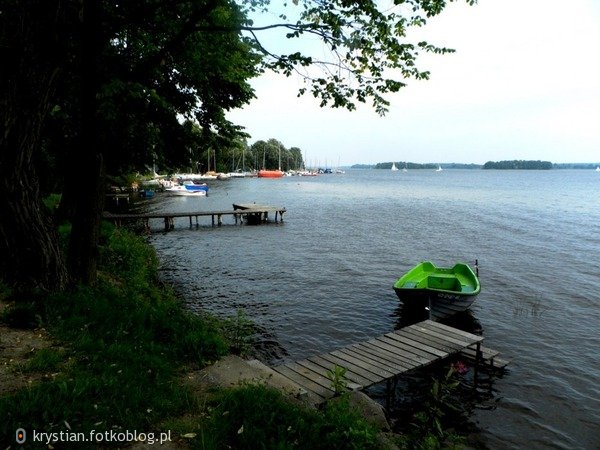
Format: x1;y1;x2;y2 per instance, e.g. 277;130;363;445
229;0;600;165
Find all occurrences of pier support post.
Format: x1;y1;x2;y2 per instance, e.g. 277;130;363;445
473;342;482;389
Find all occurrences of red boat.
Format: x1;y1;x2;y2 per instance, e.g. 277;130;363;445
258;170;284;178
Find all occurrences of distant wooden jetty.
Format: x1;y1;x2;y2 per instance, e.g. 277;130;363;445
104;203;286;231
271;320;508;407
232;203;286;225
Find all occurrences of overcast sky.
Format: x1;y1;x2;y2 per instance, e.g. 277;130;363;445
228;0;600;166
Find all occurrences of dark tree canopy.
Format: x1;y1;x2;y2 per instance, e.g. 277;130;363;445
0;0;475;290
483;160;553;170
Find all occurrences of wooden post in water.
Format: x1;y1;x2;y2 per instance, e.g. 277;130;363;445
472;341;482;389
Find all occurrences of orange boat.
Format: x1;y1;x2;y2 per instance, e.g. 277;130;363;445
258;170;284;178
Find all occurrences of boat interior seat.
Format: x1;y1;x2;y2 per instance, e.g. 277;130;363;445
426;275;461;291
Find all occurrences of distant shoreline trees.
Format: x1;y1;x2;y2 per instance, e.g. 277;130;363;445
483;160;552;170
352;161;599;170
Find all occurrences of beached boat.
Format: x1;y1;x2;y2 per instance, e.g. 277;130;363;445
393;261;480;319
165;181;209;196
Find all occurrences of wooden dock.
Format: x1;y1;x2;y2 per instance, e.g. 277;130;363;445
271;320;507;405
103;203;286;231
232;203;286;225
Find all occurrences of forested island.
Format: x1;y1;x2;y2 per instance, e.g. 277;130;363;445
482;160;552;170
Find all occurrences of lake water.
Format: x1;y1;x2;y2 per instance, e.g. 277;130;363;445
146;169;599;449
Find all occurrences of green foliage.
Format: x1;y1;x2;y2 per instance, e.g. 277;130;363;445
192;384;380;449
326;364;348;395
242;0;477;115
398;366;467;449
98;228;159;294
21;348;65;373
483;160;553;170
42;193;62;212
221;309;255;357
22;0;475;186
0;227;228;447
1;300;43;329
31;0;263;182
248;138;305;171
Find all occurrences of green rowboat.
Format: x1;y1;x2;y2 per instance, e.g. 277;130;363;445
393;261;480;319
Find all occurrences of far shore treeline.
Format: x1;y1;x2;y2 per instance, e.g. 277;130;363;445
354;160;599;170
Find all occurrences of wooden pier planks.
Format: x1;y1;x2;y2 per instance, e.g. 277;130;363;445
232;203;286;224
103;204;286;231
272;320;489;404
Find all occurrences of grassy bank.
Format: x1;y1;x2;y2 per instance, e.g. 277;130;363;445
0;224;382;449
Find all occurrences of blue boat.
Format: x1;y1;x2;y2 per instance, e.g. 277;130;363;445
166;181;209;196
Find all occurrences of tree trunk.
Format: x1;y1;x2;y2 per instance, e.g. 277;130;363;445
66;0;104;285
0;0;68;291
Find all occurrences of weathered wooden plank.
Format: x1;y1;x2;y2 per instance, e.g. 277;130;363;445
460;346;499;360
366;338;431;367
389;331;450;358
405;324;475;348
272;365;330;399
420;320;483;343
283;361;337;393
380;334;447;359
399;328;465;353
329;349;395;379
295;359;332;379
307;355;372;387
268;320;499;404
103;207;286;221
350;343;416;371
459;347;509;369
317;353;385;384
341;346;408;373
491;357;510;369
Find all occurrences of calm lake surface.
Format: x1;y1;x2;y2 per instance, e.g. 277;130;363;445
146;169;599;449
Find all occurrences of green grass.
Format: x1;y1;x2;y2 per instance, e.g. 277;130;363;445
21;348;65;373
0;225;227;448
169;384;381;450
